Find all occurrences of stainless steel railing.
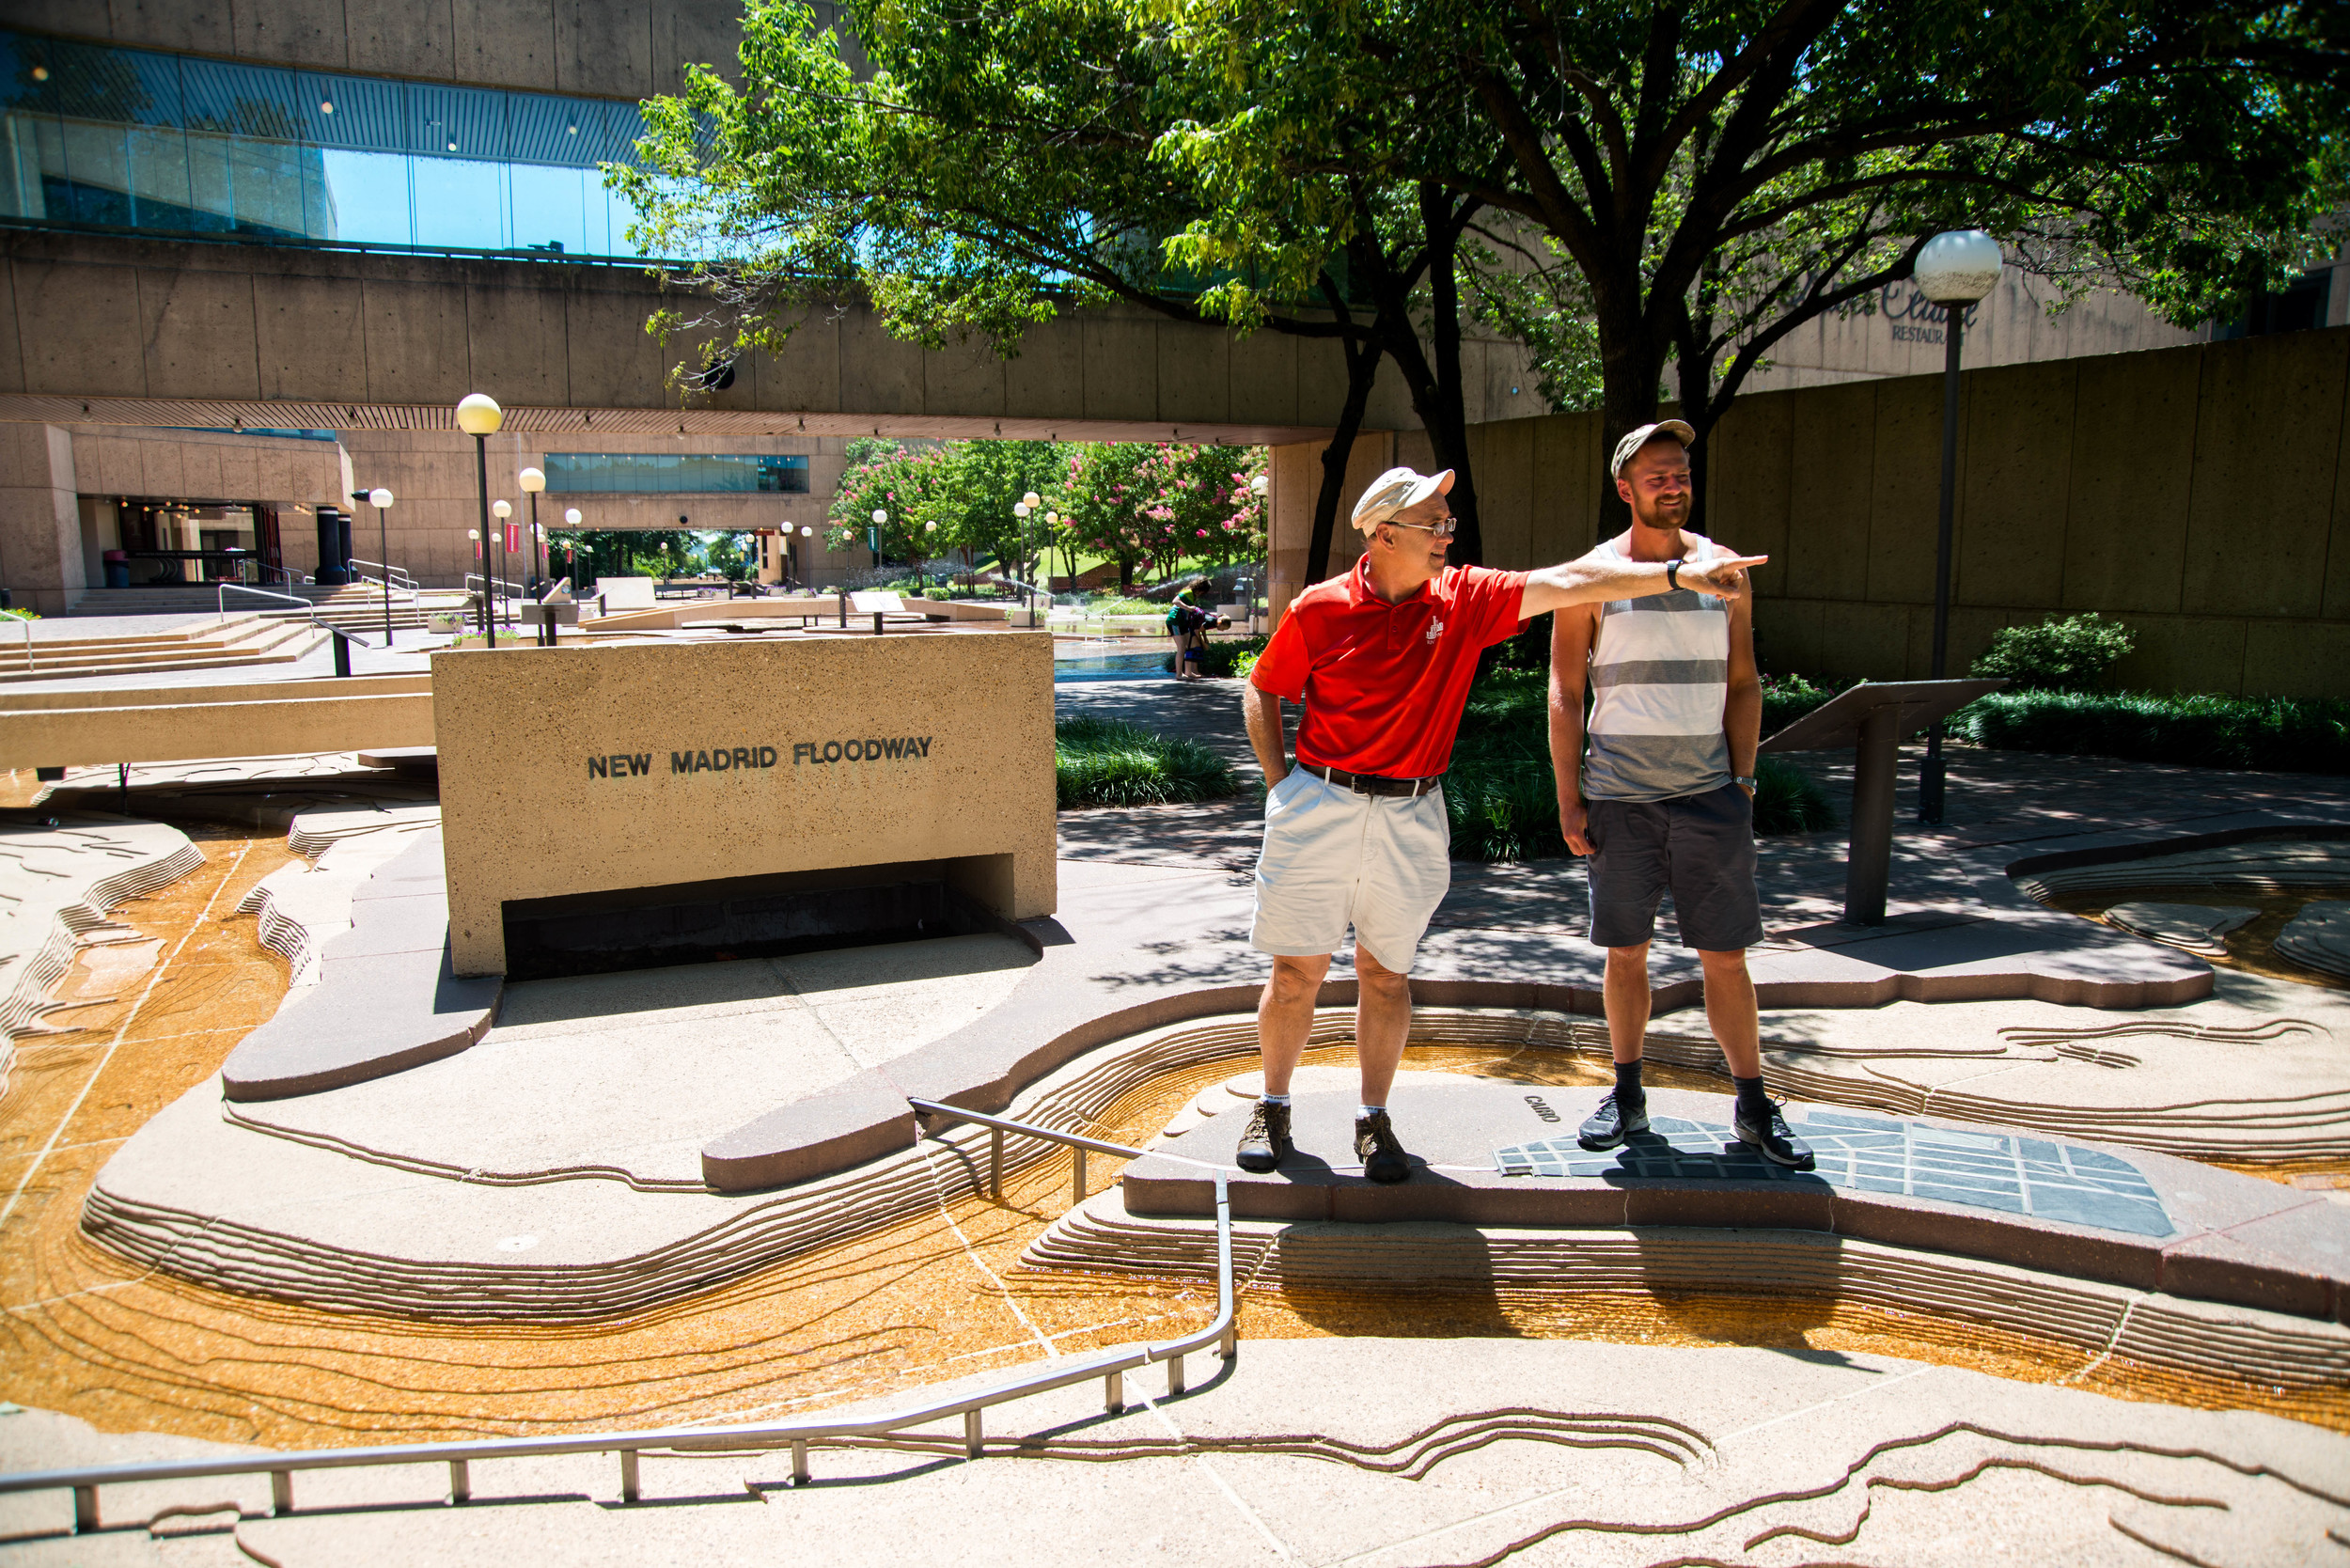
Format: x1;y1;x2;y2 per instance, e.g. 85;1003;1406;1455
0;1101;1233;1534
215;585;378;651
348;558;415;590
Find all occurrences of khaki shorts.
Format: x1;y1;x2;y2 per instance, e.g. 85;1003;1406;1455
1250;771;1451;973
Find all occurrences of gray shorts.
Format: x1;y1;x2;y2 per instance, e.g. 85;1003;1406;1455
1586;781;1763;951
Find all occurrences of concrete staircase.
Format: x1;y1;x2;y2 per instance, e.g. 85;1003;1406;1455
68;584;467;635
0;614;328;682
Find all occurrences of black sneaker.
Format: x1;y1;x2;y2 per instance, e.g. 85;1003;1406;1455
1578;1090;1650;1151
1354;1111;1411;1184
1735;1099;1815;1170
1236;1101;1292;1172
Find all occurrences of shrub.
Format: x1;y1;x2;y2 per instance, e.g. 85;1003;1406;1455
1055;716;1240;807
1970;611;2135;692
1950;690;2350;774
1752;756;1838;834
1761;672;1845;734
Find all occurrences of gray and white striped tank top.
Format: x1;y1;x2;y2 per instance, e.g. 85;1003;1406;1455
1579;536;1731;802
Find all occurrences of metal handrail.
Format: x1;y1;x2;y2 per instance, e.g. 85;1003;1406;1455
257;563;311;588
349;558;415;589
215;584;379;651
0;1102;1234;1532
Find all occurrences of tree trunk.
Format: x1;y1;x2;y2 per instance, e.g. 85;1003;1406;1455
1304;334;1383;587
1595;321;1668;537
1364;190;1484;565
1419;183;1482;567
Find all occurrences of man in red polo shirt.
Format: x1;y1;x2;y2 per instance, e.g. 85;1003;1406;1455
1239;466;1762;1182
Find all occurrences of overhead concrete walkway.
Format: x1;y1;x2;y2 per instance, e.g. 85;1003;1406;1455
0;230;1400;447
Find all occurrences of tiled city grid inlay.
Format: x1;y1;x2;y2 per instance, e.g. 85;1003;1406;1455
1494;1110;2174;1237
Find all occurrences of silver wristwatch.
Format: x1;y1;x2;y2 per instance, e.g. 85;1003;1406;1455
1734;775;1757;790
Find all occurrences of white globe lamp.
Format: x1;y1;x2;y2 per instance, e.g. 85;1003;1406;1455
1914;229;2002;305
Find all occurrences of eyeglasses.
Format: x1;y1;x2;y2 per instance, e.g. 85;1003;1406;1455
1381;516;1458;539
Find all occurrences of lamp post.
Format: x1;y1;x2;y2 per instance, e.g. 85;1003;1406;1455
562;508;582;591
1911;229;2003;826
798;524;812;590
870;509;887;571
455;394;503;647
366;487;394;646
519;466;545;596
492;499;512;643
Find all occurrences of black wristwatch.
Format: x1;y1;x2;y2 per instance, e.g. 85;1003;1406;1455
1665;560;1681;591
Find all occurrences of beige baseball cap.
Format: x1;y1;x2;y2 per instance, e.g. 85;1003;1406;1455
1609;419;1696;478
1351;466;1454;534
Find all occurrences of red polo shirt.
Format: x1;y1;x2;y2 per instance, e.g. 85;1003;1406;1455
1249;559;1529;779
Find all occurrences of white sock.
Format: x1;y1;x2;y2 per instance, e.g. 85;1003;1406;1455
1260;1093;1290;1106
1357;1104;1384;1119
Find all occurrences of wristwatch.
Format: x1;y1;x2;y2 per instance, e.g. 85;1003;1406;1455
1734;775;1757;791
1665;560;1681;591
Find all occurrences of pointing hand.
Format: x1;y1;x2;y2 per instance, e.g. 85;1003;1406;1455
1684;554;1767;601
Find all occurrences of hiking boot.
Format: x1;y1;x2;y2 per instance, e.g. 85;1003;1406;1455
1735;1099;1815;1170
1577;1090;1650;1151
1236;1101;1292;1172
1354;1110;1412;1184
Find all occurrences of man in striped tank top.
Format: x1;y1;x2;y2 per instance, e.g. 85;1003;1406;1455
1550;421;1813;1169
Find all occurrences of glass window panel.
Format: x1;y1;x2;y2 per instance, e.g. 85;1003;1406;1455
320;149;412;245
296;70;404;155
225;134;316;237
0;29;681;261
126;122;193;222
180;55;303;141
508;161;588;254
544;454;813;494
56;118;132;225
181;124;235;231
0;113;47;219
410;155;507;249
405;80;507;159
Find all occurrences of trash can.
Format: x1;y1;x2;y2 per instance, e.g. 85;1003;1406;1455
102;549;130;589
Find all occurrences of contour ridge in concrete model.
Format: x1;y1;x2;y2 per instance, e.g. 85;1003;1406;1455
0;813;202;1070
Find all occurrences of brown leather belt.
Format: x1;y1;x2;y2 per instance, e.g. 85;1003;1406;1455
1303;763;1444;799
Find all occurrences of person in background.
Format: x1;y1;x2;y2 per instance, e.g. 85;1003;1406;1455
1239;465;1764;1184
1167;577;1214;680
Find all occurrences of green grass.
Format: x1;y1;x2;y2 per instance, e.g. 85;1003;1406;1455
1055;716;1242;808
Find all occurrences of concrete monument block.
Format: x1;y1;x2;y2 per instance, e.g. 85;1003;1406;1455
432;631;1057;975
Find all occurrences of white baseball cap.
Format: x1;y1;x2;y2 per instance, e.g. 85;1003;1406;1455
1609;419;1696;478
1351;466;1454;534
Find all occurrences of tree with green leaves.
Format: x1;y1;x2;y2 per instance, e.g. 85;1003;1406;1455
619;0;1458;586
1156;0;2348;525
